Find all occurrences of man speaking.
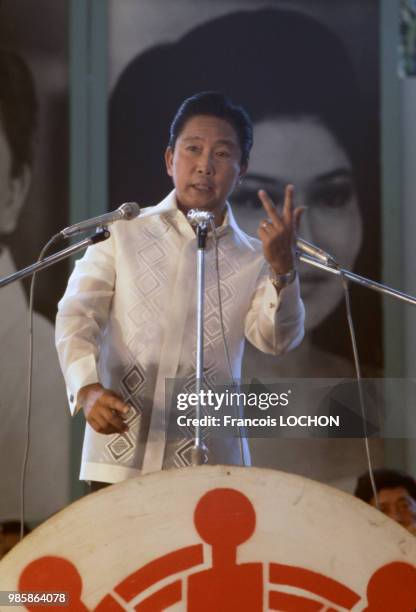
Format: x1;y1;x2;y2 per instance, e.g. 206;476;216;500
55;92;304;489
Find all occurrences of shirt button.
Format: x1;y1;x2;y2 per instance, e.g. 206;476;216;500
70;394;74;402
269;302;276;309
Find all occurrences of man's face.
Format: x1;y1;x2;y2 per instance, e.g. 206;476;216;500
165;114;246;218
371;486;416;531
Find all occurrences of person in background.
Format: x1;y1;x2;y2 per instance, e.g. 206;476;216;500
355;468;416;534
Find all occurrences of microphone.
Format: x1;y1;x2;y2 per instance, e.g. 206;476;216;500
187;209;215;227
60;202;141;238
296;237;338;267
186;209;337;266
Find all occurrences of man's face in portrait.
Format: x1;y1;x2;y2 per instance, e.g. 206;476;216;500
165;114;246;217
0;119;30;237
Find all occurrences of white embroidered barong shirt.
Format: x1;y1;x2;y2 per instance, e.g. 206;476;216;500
55;190;304;482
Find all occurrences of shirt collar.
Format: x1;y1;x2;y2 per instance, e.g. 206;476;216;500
147;189;254;248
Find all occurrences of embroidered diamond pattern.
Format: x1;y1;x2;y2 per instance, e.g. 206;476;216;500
173;439;197;468
136;269;160;297
138;242;165;266
128;331;149;357
204;310;227;344
150;291;166;314
120;365;146;430
106;433;134;462
133;229;154;251
125;404;141;426
206;281;234;309
122;365;146;394
145;219;170;239
127;301;153;327
207;256;236;281
138;321;159;346
153;265;169;284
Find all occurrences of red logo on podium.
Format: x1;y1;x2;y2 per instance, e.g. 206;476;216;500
18;488;416;610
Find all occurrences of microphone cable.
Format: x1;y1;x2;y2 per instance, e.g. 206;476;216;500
340;272;379;510
210;219;248;467
20;231;61;540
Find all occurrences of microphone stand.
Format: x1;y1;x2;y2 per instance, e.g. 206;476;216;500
0;229;110;288
298;253;416;306
298;249;416;508
190;221;210;466
0;227;110;540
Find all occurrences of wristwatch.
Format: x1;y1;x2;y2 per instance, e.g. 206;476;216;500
269;268;297;291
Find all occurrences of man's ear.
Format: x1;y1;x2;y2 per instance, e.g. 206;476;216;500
165;146;174;178
0;165;31;234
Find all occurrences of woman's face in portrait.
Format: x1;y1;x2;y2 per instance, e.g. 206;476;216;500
232;117;363;331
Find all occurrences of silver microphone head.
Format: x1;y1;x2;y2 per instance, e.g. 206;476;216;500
296;237;338;268
119;202;141;220
187;209;215;226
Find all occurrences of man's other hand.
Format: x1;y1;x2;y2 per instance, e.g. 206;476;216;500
77;383;130;435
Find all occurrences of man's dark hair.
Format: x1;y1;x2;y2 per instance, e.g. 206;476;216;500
168;91;253;164
355;469;416;503
0;48;38;177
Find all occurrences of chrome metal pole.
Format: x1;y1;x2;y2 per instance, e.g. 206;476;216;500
298;253;416;307
190;222;209;465
0;230;110;289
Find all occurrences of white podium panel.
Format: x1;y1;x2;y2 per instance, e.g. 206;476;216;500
0;466;415;610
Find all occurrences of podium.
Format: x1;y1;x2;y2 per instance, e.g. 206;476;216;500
0;466;415;610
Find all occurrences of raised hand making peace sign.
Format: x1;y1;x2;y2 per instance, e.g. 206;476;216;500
257;184;305;276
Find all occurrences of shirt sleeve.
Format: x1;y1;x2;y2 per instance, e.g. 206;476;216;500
244;266;305;355
55;235;116;415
